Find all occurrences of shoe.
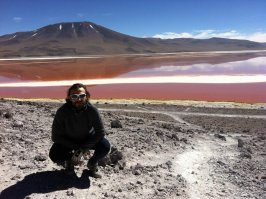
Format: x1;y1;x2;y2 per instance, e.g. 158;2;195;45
57;160;75;175
89;171;102;178
87;161;102;178
65;160;75;175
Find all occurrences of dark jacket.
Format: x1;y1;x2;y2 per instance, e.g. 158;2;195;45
52;102;105;149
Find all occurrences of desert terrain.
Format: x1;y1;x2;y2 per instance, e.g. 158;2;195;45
0;98;266;199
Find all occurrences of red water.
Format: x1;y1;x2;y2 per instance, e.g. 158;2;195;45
1;53;266;103
1;83;266;103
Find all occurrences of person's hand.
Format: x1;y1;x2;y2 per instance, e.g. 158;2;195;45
71;149;83;165
82;150;91;160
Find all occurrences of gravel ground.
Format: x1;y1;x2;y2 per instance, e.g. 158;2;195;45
0;99;265;199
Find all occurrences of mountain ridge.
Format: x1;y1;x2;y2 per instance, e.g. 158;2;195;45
1;21;266;58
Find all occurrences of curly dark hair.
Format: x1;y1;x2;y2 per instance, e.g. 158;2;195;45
65;83;90;102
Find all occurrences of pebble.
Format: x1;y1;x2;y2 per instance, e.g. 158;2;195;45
11;174;21;180
34;154;47;161
180;138;188;144
217;160;226;166
66;190;75;196
171;134;179;140
4;112;13;119
238;138;244;147
13;121;24;128
111;120;122;128
19;164;31;170
263;183;266;191
240;152;252;159
133;170;141;175
214;134;226;141
157;188;164;192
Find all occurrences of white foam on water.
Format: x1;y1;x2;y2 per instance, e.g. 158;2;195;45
0;75;265;87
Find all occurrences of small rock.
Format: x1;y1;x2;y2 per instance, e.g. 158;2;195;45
258;135;266;140
240;152;252;159
99;146;124;166
246;147;252;154
229;168;237;174
19;164;31;170
66;190;75;196
13;121;24;128
157;188;164;192
180;138;188;144
165;160;173;169
17;101;23;105
156;131;163;137
238;139;244;147
214;134;226;141
217;160;226;166
138;119;144;124
111;120;122;128
136;180;142;184
4;112;13;119
11;174;21;180
171;134;179;141
34;154;47;161
133;169;141;175
263;183;266;191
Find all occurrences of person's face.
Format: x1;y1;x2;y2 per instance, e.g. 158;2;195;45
69;87;87;109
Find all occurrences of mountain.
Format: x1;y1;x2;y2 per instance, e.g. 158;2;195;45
0;21;266;58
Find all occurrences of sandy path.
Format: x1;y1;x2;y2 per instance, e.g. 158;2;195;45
100;107;266;199
174;135;240;199
99;108;266;119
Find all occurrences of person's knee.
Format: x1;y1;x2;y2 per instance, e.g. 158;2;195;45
49;147;58;163
95;138;111;155
102;138;111;154
49;143;70;163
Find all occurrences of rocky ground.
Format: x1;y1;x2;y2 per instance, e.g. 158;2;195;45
0;98;265;199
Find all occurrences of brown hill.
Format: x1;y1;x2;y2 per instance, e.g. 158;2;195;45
0;21;266;58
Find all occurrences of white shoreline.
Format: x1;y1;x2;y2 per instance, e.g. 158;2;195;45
0;50;266;61
3;98;266;109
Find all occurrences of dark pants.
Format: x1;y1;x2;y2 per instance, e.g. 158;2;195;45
49;137;111;164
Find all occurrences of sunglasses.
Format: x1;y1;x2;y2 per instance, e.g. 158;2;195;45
70;93;87;100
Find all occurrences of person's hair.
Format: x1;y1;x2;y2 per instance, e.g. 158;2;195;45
65;83;90;102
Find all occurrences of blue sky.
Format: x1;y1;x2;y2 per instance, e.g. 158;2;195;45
1;0;266;42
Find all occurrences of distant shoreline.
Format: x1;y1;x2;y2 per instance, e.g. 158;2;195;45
1;50;266;61
2;97;266;109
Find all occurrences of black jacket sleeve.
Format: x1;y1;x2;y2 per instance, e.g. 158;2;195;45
51;108;78;149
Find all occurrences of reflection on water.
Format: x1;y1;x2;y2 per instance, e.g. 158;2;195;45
122;57;266;77
0;52;266;103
